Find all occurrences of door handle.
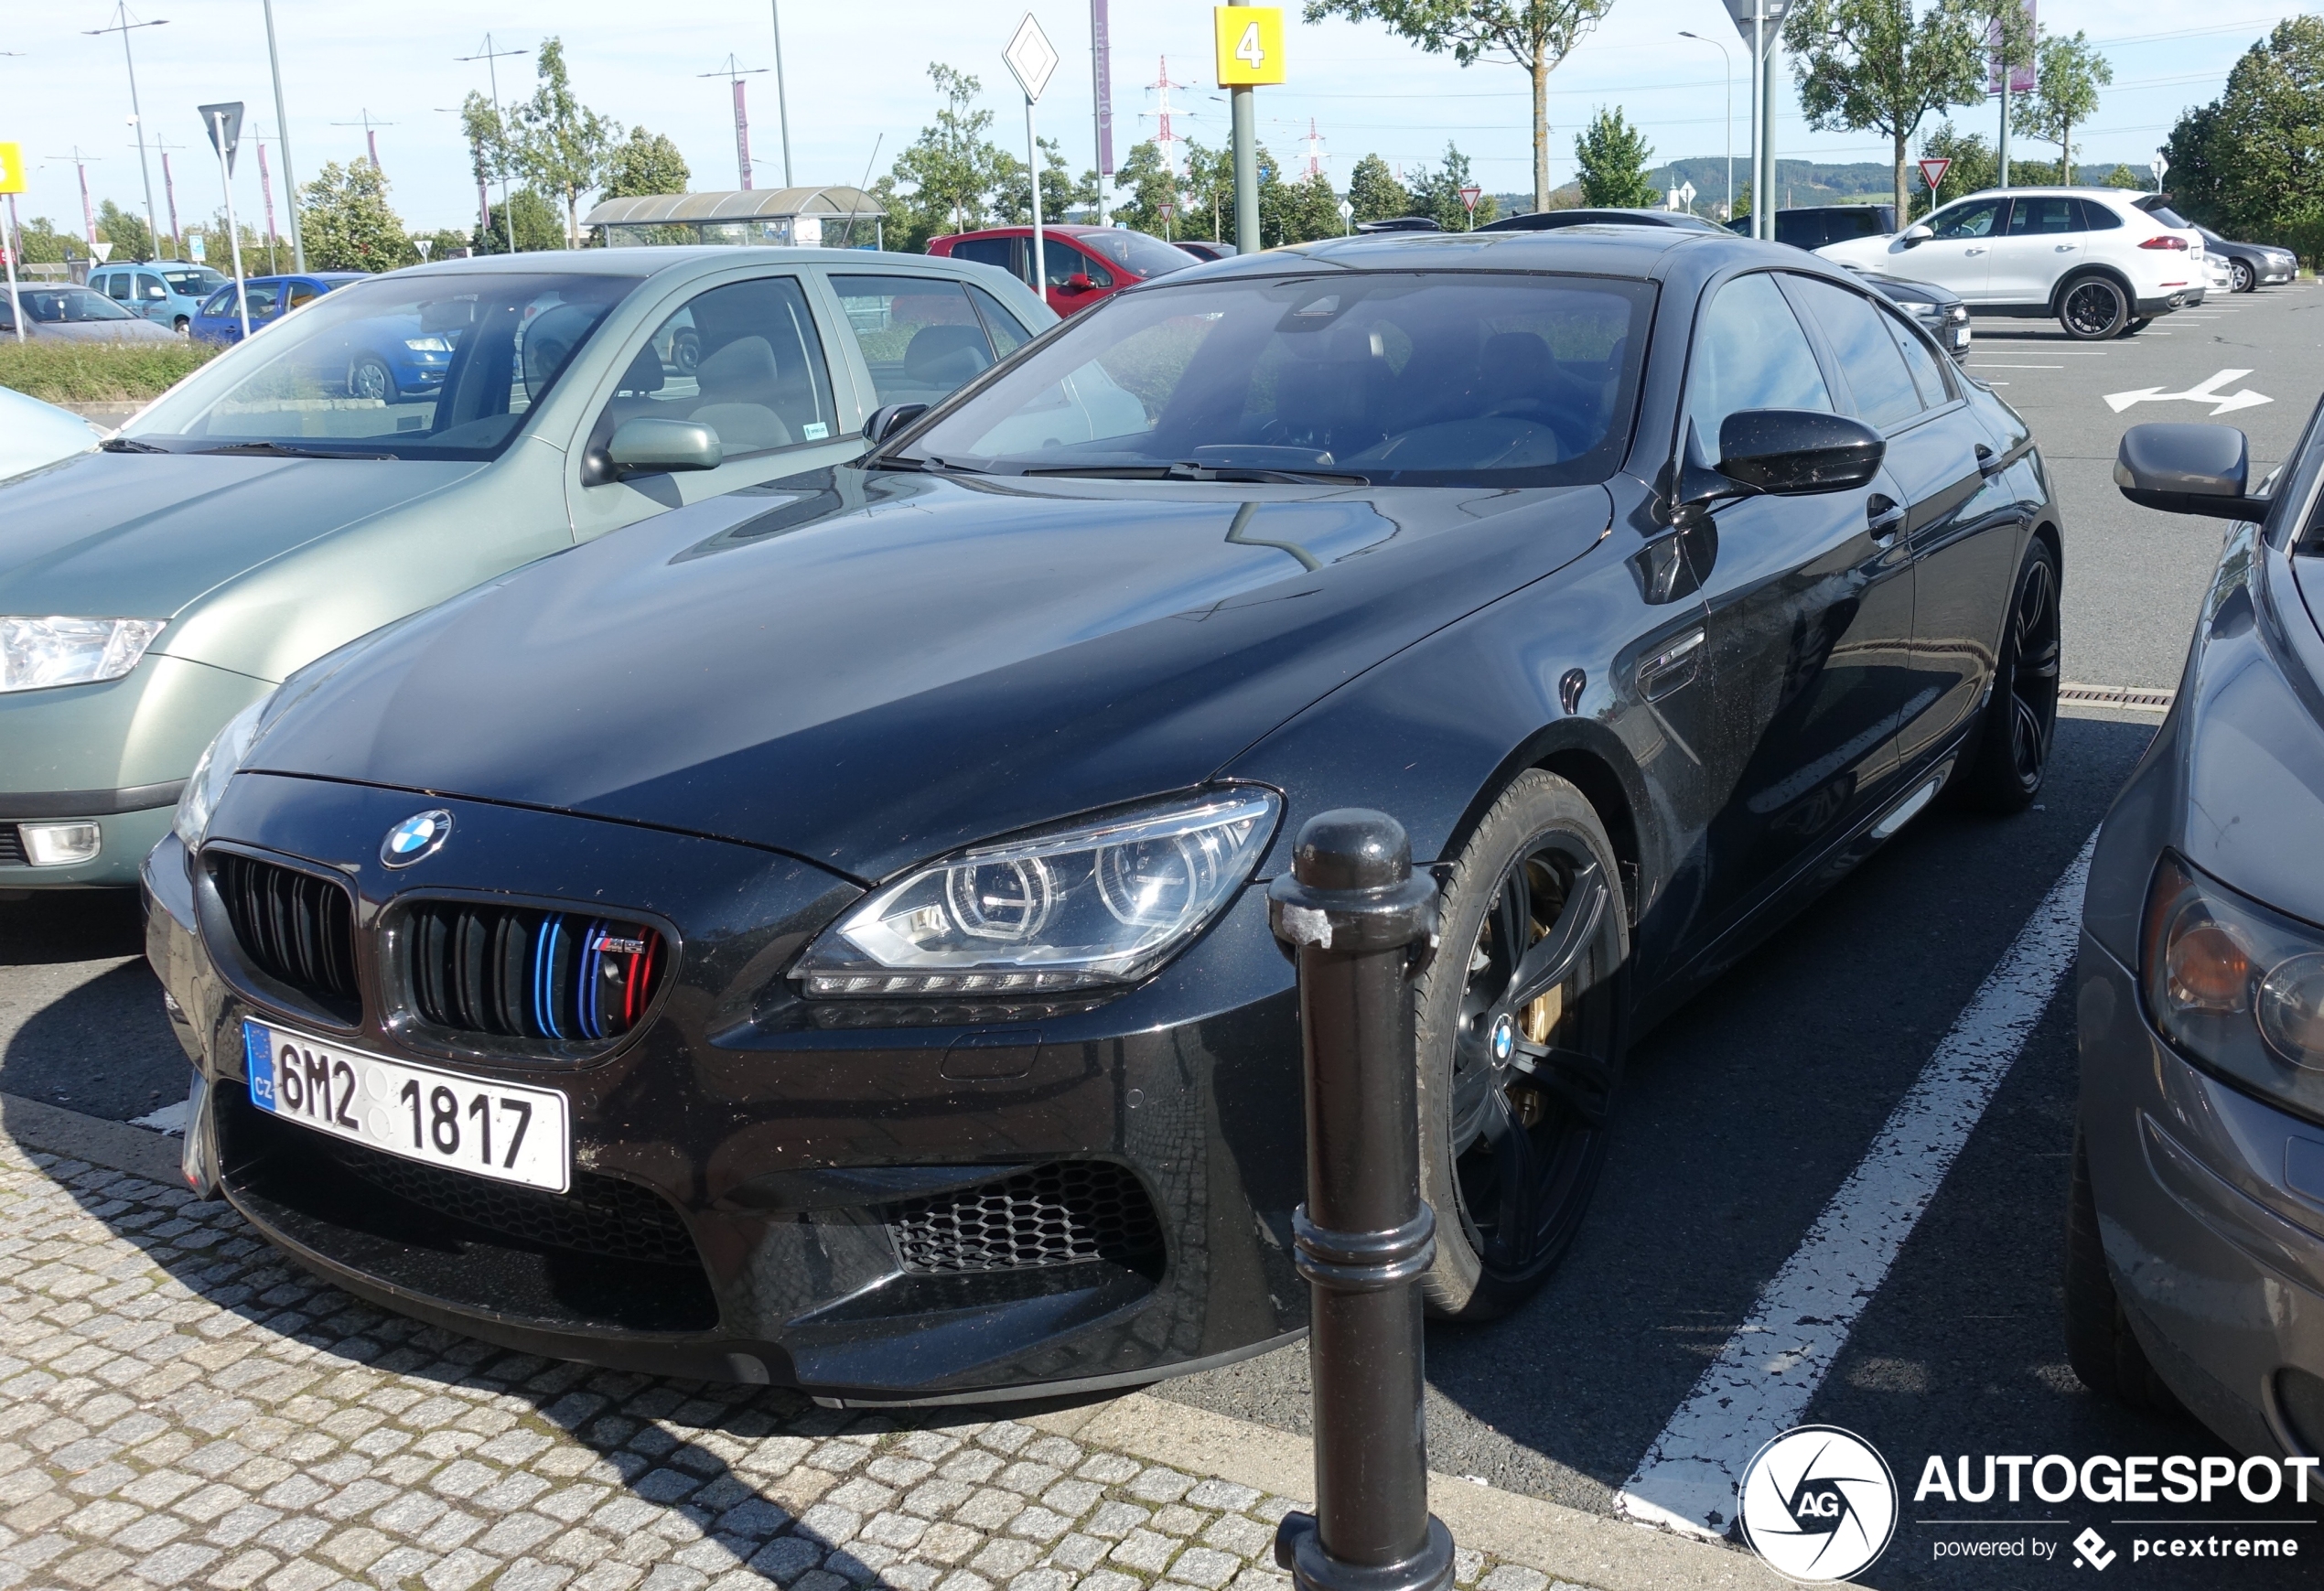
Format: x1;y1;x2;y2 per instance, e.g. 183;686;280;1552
1867;495;1906;541
2054;243;2076;252
1964;246;1986;255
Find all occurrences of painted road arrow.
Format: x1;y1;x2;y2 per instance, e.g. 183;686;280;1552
2105;367;2274;416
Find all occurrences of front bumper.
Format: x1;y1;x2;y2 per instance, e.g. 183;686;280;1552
3;802;175;889
148;775;1307;1403
2077;930;2324;1457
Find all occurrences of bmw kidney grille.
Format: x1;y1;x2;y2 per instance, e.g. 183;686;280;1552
403;902;665;1044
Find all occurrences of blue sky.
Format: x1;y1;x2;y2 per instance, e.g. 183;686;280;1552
3;1;2311;238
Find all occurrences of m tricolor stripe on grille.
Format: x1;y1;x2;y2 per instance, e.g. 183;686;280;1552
406;902;664;1043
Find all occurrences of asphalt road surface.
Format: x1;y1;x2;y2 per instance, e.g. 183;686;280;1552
4;281;2320;1589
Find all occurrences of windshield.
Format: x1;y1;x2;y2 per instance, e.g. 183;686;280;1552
125;272;641;460
9;287;133;324
161;267;225;295
1080;230;1199;278
894;272;1651;488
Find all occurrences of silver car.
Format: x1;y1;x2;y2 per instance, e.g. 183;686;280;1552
0;248;1050;888
1;282;180;342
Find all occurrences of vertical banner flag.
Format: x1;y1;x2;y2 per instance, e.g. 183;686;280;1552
1987;0;2035;95
734;81;754;190
1091;0;1114;176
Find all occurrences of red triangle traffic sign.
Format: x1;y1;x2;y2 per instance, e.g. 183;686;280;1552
1918;157;1951;196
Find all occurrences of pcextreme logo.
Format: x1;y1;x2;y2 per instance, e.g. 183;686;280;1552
1738;1425;1899;1583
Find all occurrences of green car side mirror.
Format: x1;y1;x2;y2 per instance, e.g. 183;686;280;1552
607;417;723;477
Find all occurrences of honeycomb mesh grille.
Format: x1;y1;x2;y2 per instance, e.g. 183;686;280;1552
888;1162;1164;1274
321;1134;699;1268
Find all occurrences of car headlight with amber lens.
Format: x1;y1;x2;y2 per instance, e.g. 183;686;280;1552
2143;852;2324;1120
795;789;1281;996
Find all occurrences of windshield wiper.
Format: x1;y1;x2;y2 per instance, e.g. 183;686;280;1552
1023;460;1365;486
189;441;396;460
98;436;168;454
862;454;988;475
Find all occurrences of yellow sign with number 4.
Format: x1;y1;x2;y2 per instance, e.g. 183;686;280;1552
0;144;25;196
1214;7;1286;85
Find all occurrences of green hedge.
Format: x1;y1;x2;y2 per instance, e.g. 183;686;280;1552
0;340;221;404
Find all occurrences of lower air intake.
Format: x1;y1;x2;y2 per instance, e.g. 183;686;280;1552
888;1162;1165;1274
403;901;665;1046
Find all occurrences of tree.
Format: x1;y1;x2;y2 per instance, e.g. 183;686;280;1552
470;188;567;255
2014;30;2112;183
1783;0;2017;226
2103;163;2145;188
994;135;1086;226
1915;119;1997;216
1111;140;1181;235
602;127;689;199
1572;107;1657;207
8;217;71;263
888;65;1011;249
2164;19;2324;260
1347;153;1413;223
412;227;472;263
1305;0;1614;215
299;161;409;272
96;199;154;263
1184;142;1237;241
1406;143;1498;229
511;38;617;247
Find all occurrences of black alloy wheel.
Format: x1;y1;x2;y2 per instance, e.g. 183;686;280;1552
2123;317;2152;337
1958;538;2060;812
2059;276;2130;340
1415;769;1628;1320
2233;259;2257;294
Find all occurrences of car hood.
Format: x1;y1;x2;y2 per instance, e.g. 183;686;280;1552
245;467;1615;882
0;451;487;624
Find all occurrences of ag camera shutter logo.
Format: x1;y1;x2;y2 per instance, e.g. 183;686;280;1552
1738;1425;1899;1583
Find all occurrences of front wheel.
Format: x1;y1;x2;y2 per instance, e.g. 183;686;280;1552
1415;769;1628;1320
348;355;393;402
173;316;190;336
2059;275;2130;340
1957;537;2060;812
2233;260;2257;294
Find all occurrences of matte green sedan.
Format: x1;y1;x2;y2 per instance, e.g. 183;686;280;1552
0;248;1051;887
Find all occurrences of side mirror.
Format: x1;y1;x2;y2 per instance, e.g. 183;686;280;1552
1900;223;1933;247
1063;273;1096;292
607;417;722;476
2115;423;2268;520
1719;409;1885;493
863;402;930;445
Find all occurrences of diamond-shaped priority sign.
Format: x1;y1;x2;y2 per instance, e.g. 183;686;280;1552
1004;13;1060;103
1918;156;1951;196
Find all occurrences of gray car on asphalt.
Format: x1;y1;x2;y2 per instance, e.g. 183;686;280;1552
0;247;1051;888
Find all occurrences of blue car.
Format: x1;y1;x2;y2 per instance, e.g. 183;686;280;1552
191;274;453;401
87;262;230;335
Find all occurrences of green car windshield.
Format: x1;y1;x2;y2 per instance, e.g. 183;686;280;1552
125;273;643;460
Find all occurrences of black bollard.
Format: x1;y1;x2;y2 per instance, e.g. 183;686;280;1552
1268;810;1455;1591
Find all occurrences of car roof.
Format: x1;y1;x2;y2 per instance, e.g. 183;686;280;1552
1178;224;1770;282
385;246;997;282
937;224;1117;239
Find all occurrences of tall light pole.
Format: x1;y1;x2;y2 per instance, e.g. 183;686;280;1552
457;36;525;256
768;2;795;188
85;6;167;261
1679;31;1733;224
259;0;304;271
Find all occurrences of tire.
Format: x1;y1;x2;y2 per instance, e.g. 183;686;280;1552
1956;537;2060;812
2065;1129;2187;1415
2233;259;2257;294
172;317;189;336
2058;274;2131;340
1415;769;1629;1320
2123;317;2152;337
348;355;394;402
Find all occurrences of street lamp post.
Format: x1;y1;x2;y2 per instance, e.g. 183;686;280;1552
769;1;795;188
260;0;304;271
85;6;167;260
1678;31;1733;225
457;36;525;256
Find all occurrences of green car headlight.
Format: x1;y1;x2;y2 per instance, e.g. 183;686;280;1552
173;695;274;851
796;789;1281;996
0;616;167;693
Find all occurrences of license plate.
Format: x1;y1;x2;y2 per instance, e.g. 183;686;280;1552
244;1020;570;1193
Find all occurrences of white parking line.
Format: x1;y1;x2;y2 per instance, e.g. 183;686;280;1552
1611;833;2097;1540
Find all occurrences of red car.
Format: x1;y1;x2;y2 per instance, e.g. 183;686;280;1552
926;224;1197;317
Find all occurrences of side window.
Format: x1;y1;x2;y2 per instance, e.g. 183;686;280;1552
591;274;837;463
138;274;167;301
101;274;130;300
965;284;1030;356
2078;199;2123;231
1684;273;1832;456
831;274;996;410
2007;197;2081;236
1927;199;2003;240
199;289;231;317
1788;276;1923;431
285;282;321;309
1879;304;1953;409
947;237;1021;282
1045;239;1113;288
241;284;285;317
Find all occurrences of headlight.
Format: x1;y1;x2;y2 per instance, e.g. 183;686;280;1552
2143;853;2324;1121
403;336;452;353
795;789;1281;996
0;616;167;693
172;695;273;850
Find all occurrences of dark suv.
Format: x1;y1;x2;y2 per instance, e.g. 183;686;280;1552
1728;205;1898;250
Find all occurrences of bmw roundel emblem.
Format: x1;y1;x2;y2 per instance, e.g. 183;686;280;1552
381;810;453;868
1490;1012;1516;1063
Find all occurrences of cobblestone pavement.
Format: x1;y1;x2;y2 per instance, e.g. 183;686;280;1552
0;1141;1573;1591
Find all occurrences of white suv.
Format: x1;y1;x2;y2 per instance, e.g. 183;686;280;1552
1817;187;2206;341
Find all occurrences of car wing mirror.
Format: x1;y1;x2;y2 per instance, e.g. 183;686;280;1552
1899;223;1933;247
607;417;723;476
1063;273;1096;292
863;402;931;445
2115;422;2269;520
1722;408;1885;492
